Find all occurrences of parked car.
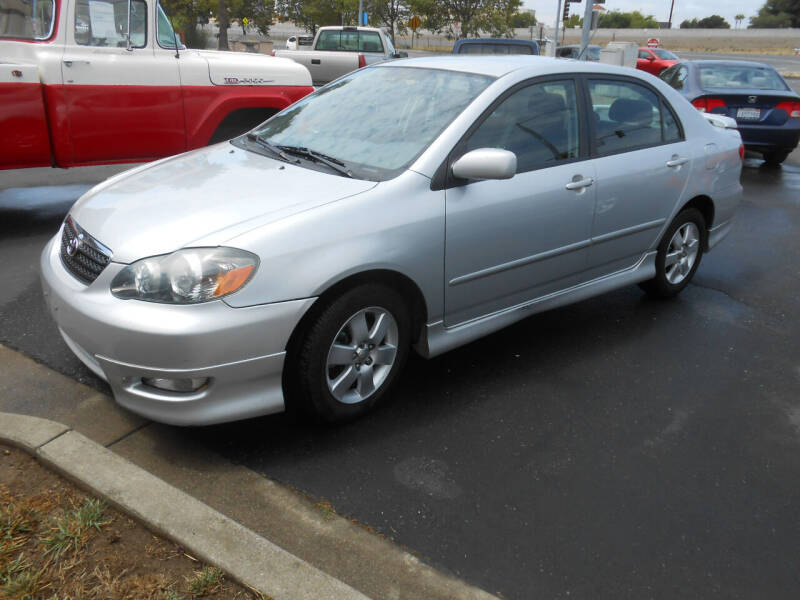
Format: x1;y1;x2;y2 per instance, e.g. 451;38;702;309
41;56;743;426
636;47;679;76
452;38;539;55
556;44;601;61
660;60;800;165
0;0;313;170
273;26;406;86
285;35;313;50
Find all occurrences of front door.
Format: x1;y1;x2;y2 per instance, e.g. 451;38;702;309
444;78;596;326
61;0;184;164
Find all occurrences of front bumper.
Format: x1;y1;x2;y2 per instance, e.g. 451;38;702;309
40;233;315;426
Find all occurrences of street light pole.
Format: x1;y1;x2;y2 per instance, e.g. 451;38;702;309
358;0;363;25
668;0;675;28
553;0;563;56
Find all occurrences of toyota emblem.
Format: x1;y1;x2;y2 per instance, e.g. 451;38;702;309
66;236;81;256
747;95;758;104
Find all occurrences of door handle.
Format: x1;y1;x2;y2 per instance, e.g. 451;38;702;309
565;177;594;191
63;59;91;67
311;59;321;64
666;156;689;168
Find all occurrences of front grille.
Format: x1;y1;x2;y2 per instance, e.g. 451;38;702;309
60;217;112;284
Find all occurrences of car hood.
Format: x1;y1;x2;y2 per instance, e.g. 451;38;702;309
69;143;377;263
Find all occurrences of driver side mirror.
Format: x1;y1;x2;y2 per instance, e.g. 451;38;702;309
452;148;517;181
647;55;655;60
393;51;408;58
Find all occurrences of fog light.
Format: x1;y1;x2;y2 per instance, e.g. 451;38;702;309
142;377;209;392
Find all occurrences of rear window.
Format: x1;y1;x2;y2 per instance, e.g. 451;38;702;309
459;42;533;55
698;65;788;91
315;29;384;53
653;49;678;60
0;0;55;39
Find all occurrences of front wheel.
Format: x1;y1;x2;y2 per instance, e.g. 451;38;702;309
639;208;706;298
286;284;411;423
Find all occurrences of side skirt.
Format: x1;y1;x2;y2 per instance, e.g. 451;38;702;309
416;251;657;358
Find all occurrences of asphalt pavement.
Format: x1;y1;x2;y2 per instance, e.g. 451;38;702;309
2;79;800;600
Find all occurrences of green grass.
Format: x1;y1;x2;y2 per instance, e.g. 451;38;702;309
187;566;223;597
41;498;111;558
0;553;44;599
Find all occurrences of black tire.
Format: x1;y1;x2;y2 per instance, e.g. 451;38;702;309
639;208;707;299
285;284;411;423
762;150;789;166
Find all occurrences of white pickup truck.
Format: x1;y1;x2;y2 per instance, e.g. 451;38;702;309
273;26;407;87
0;0;313;169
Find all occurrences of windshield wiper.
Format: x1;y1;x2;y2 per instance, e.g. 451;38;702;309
278;145;354;178
246;133;296;163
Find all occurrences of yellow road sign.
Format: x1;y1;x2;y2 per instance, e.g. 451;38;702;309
408;15;421;31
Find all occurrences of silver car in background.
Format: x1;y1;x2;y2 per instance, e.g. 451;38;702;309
40;57;743;426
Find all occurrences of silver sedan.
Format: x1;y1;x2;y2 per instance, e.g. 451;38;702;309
40;56;744;425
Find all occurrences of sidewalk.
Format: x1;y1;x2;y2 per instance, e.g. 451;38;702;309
0;345;498;600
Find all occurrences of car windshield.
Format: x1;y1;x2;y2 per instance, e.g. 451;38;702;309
460;43;533;55
586;46;601;60
0;0;55;39
653;49;678;60
249;66;494;181
698;64;788;91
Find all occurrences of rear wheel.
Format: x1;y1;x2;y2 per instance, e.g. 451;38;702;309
286;284;411;423
639;208;706;298
762;150;789;166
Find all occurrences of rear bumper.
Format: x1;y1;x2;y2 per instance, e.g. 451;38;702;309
738;121;800;152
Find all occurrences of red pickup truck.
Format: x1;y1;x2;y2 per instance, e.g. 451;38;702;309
0;0;313;170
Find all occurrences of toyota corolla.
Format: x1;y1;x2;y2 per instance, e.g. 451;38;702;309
41;57;743;426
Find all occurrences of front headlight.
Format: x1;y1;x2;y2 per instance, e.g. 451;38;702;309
110;247;258;304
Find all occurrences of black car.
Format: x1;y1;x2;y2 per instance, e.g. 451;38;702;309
660;60;800;165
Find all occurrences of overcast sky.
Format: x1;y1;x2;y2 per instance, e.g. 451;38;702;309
526;0;762;29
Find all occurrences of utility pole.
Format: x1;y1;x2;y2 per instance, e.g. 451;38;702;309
358;0;363;25
579;0;593;59
553;0;563;56
668;0;675;28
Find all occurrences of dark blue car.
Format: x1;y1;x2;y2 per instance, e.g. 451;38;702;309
452;38;539;56
659;60;800;165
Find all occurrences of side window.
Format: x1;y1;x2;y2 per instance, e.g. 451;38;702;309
464;79;580;173
662;101;682;143
659;66;677;85
638;50;650;60
358;31;383;52
156;1;176;48
315;30;339;50
74;0;146;47
589;79;663;155
672;65;688;90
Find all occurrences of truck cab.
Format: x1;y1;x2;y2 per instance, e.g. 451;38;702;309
0;0;313;169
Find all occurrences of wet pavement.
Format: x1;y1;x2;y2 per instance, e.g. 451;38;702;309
2;151;800;598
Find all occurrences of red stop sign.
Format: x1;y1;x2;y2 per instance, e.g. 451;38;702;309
647;38;659;48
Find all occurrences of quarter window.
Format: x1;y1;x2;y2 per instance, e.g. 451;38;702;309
464;80;580;173
589;79;665;155
74;0;146;47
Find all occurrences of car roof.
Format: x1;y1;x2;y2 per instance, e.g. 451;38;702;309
684;59;775;70
457;38;536;44
379;55;638;79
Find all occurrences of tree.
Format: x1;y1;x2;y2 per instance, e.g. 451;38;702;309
277;0;359;33
597;10;659;28
680;14;730;28
564;13;581;28
372;0;411;44
509;10;535;28
749;0;800;27
734;13;745;28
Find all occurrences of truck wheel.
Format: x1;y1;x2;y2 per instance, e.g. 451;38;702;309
285;284;411;424
208;108;278;144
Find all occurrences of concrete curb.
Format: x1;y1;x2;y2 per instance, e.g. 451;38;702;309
780;71;800;79
0;411;371;600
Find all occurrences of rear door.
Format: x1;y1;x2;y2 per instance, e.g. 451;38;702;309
444;77;596;326
585;76;690;276
61;0;184;164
